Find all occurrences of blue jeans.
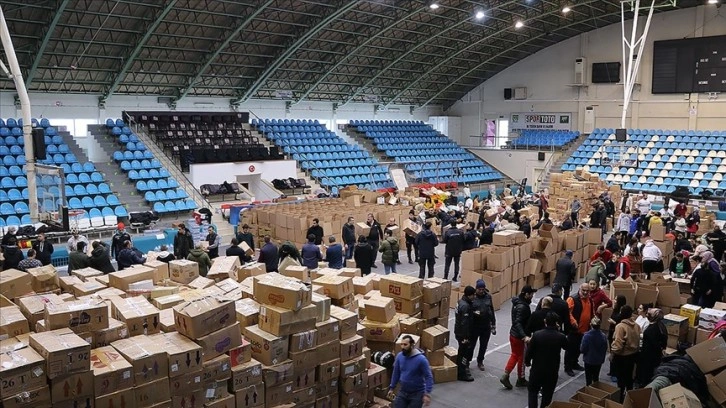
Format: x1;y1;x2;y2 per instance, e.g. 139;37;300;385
384;264;396;274
394;390;424;408
345;244;355;260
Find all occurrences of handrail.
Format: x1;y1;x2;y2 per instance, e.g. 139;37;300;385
536;152;558;189
122;112;213;210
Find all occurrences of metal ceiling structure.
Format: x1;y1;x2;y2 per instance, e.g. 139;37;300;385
0;0;702;109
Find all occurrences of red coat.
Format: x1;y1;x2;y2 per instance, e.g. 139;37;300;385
589;288;613;317
590;249;613;265
616;256;631;280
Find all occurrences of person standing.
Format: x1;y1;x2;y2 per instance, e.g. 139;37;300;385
32;233;54;266
685;206;700;239
156;245;175;263
301;234;323;269
525;313;567;408
463;222;479;251
528;296;553;335
111;223;131;261
187;243;212;277
689;255;710;307
589;280;613;317
117;240;146;270
501;285;536;390
226;238;247;262
1;226;17;246
379;229;400;275
404;212;420;264
415;222;438;279
354;236;374;276
258;236;279;272
581;317;608;386
306;218;324;246
387;334;433;407
702;251;723;307
367;213;384;268
706;225;726;262
68;241;89;274
325;236;344;269
554;250;577;299
611;305;640;403
442;221;464;281
571;198;582;226
454;286;476;382
564;283;593;376
636;308;667;387
641;240;662;280
471;279;496;371
174;224;194;260
67;229;89;254
2;239;24;270
236;224;255;253
342;216;356;260
17;249;43;272
205;226;221;259
536;283;571;334
89;241;115;273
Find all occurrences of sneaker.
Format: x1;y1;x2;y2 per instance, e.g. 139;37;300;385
565;369;575;377
573;364;585;371
515;378;528;387
408;260;413;264
458;373;475;382
452;277;458;282
396;261;402;265
477;362;485;371
500;374;513;390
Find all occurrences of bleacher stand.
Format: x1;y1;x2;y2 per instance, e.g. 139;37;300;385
347;120;502;185
0;117;124;230
105;118;196;215
510;130;580;148
251;118;394;195
562;128;726;197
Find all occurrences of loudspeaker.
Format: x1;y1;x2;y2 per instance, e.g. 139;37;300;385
270;146;280;158
537;152;545;161
615;128;627;142
60;206;70;231
504;88;513;100
32;128;46;159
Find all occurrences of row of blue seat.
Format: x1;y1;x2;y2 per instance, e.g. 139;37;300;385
364;131;438;138
310;167;389;178
127;170;170;181
135;179;180;191
1;202;29;215
0;214;34;227
277;138;346;147
302;160;377;170
0;118;53;128
252;118;321;126
68;195;120;210
349;120;424;126
284;146;368;155
386;149;468;157
320;176;393;188
356;126;433;133
153;200;197;213
266;131;340;140
143;190;189;200
2;154;80;167
0;126;60;139
592;128;725;137
405;161;488;170
118;160;165;172
257;125;328;133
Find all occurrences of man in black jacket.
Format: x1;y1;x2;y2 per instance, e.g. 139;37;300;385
554;250;577;299
415;222;439;279
404;212;420;264
342;216;356;260
443;221;464;281
174;224;194;260
455;286;476;382
258;236;279;272
367;213;383;268
2;238;24;270
536;283;571;334
32;233;54;266
89;241;115;274
236;224;255;252
471;279;496;371
501;285;536;390
479;224;494;246
306;218;324;246
463;222;479;251
226;238;247;263
111;223;131;261
117;240;146;270
525;312;568;408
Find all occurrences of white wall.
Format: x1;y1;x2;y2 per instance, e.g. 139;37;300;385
471;150;556;189
189;160;297;188
448;6;726;139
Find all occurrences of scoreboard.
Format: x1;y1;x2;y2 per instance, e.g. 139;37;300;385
652;35;726;94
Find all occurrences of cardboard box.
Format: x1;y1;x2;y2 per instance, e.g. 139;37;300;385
662;314;689;340
0;305;29;338
197;322;242;361
235;298;260;327
207;256;241;280
622;388;660;408
0;269;33;299
95;388;135;408
134;377;171;407
330;305;358;340
253;273;312;311
421;325;449;351
706;370;726;405
49;371;93;403
379;274;423;300
26;265;60;293
340;334;365;361
657;383;700;408
242;325;288;366
0;338;46;396
172;296;235;339
44;298;109;333
265;381;293;407
699;308;726;330
280;265;310;282
111;335;169;385
229;359;262;392
313;275;354;300
364;297;396;323
91;345;134;395
110;296;161;337
399;316;425;336
109;266;156;291
1;385;52;408
258;303;317;336
29;328;91;379
687;336;726;374
236;262;266;282
235;383;265;407
430;359;457;383
162;332;203;378
680;304;701;327
361;317;401;342
340;354;367;378
169;260;200;284
391;296;422;316
634;285;659;310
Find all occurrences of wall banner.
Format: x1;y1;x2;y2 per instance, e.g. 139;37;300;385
510;112;572;131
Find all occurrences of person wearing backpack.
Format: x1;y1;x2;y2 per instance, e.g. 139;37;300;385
379;229;400;275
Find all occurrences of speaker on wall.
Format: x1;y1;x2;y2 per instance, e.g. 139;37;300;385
32;128;46;159
504;88;513;100
615;128;627;142
537;152;545;161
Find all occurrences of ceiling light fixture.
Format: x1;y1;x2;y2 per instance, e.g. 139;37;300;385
707;0;718;4
562;6;572;13
429;3;440;9
515;20;524;28
475;10;485;19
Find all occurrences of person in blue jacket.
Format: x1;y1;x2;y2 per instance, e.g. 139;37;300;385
388;334;434;408
324;236;344;269
580;316;608;386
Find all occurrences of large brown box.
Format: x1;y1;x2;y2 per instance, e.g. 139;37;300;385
330;305;358;340
253;273;312;311
0;338;46;396
110;296;160;337
340;334;365;361
44;298;109;333
316;318;340;345
313;275;354;300
360;317;401;342
112;335;169;385
0;305;29;338
196;322;242;361
29;328;91;379
421;325;449;351
162;332;203;378
90;345;134;396
109;266;155;290
258;303;317;336
172;296;235;339
229;359;263;392
235;298;261;327
134;378;171;408
235;383;265;407
379;274;423;300
169;260;200;284
26;265;60;293
242;325;288;366
364;297;396;323
207;256;240;280
0;269;33;299
49;371;94;403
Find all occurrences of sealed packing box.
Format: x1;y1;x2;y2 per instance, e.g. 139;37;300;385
316;318;340;345
355;222;371;237
679;304;701;327
662;314;689;340
29;328;91;379
379;274;423;300
49;371;93;404
230;359;263;392
169;259;200;284
392;296;422;316
422;281;443;304
44;298;109;333
280;265;310;282
133;377;171;408
208;256;241;280
686;336;726;374
253;273;312;310
111;335;169;385
110;296;160;336
353;276;374;295
289;329;318;353
71;267;103;282
187;276;215;290
235;383;265;407
90;345;134;396
173;296;235;339
235;298;261;327
330;305;358;340
95;388;135;408
242;325;288;366
421;325;449;351
152;294;185;310
109;266;156;291
340;334;365;361
203;354;232;382
143;259;170;282
0;269;33;299
0;306;29;338
72;280;107;297
237;262;266;281
163;332;203;377
313;274;354;299
258;303;317;336
698;308;726;330
311;292;331;322
58;275;84;293
196;322;242;361
26;265;60;293
360;316;401;342
364;297;396;323
399;316;425;336
0;337;46;396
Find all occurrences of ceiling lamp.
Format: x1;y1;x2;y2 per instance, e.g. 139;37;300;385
475;10;485;19
515;20;524;28
429;3;440;9
707;0;718;4
562;5;572;13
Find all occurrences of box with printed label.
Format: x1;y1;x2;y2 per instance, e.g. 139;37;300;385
196;322;242;361
242;325;288;366
265;381;293;407
392;296;422;315
662;314;689;339
111;335;169;385
316;318;340;345
229;339;251;367
230;359;262;392
421;325;449;351
235;383;265;407
253;273;312;311
379;274;423;300
289;329;318;353
679;304;701;327
330;305;358;340
0;338;46;396
202;379;230;403
15;293;64;327
90;345;134;396
29;328;91;379
110;296;160;337
134;377;171;408
361;317;401;343
339;354;367;378
71;266;104;282
168;260;200;284
699;307;726;330
317;358;340;382
168;369;203;395
258;303;317;336
1;384;52;408
340;334;365;361
44;299;109;333
163;332;203;378
172;296;235;339
311;292;331;322
203;354;231;383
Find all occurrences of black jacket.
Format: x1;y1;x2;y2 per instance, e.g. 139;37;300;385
520;221;532;238
690;266;713;295
606;236;620;253
442;227;464;257
342;224;356;246
157;252;175;263
674;238;693;253
117;247;145;270
2;246;24;270
354;242;374;271
554;256;576;287
174;230;194;259
472;292;496;330
463;229;479;251
68;251;89;274
525;327;567;377
536;294;571;333
258;242;279;272
89;244;115;273
527;308;549;335
454;297;475;340
307;225;324;245
32;240;54;266
415;229;439;260
236;232;255;251
226;245;247;263
111;231;131;260
367;221;383;243
479;228;493;246
509;295;532;339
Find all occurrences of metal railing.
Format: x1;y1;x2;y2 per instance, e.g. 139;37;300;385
123;112;213;211
535;152;558;189
465;134;568;152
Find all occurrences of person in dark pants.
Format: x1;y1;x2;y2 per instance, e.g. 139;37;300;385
536;283;571;334
236;224;255;252
554;250;577;300
581;317;608;386
565;283;593;376
324;236;344;269
257;236;279;272
111;223;131;261
471;279;496;371
636;308;667;387
528;296;553;335
32;233;54;266
205;226;220;259
525;312;567;408
387;335;434;408
354;235;374;276
226;238;247;263
342;216;356;260
442;221;464;281
174;224;194;260
367;213;383;268
611;305;640;402
454;286;476;382
415;222;438;279
463;222;479;251
306;218;324;245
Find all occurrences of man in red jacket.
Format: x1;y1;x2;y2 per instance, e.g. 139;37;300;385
588;279;613;318
589;245;613;266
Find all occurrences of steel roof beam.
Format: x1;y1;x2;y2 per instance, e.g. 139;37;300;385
232;0;359;105
174;0;275;101
100;0;178;101
25;0;70;89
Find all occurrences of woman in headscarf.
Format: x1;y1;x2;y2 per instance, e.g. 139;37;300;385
636;308;667;386
702;251;723;307
694;243;710;257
